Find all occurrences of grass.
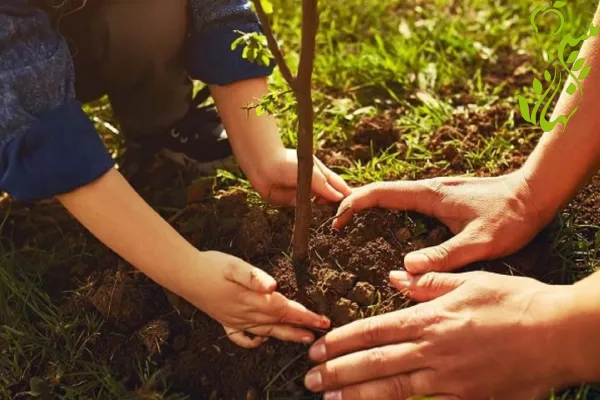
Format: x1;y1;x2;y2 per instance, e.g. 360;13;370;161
2;0;600;398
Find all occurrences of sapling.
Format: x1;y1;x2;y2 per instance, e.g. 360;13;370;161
235;0;319;263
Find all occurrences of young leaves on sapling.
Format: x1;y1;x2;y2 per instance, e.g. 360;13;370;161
231;31;274;67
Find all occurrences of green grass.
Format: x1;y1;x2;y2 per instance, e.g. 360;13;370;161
2;0;600;398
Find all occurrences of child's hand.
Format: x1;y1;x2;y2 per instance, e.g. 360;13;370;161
251;149;352;206
189;251;331;348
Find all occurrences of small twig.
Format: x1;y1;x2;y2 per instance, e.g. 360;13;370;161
316;206;351;232
252;0;297;88
265;352;307;391
275;370;307;391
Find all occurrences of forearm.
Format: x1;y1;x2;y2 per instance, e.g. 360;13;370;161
522;5;600;220
559;271;600;384
57;168;202;297
210;77;284;182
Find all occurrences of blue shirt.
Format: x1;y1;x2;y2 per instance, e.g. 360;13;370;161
0;0;273;201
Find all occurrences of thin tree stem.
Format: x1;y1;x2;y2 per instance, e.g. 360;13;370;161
292;0;318;263
252;0;297;87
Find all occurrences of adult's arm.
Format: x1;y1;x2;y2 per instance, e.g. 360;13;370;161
303;269;600;399
332;4;600;274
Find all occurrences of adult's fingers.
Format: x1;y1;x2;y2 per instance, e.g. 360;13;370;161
314;157;353;197
314;370;437;400
246;291;331;330
390;271;466;302
224;326;266;348
304;342;427;392
403;224;491;273
226;259;277;293
308;307;425;362
332;181;439;230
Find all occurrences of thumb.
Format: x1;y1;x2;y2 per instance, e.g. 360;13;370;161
404;226;488;273
390;271;466;302
227;259;277;293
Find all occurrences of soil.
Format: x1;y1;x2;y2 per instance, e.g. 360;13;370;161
10;97;596;398
58;187;566;400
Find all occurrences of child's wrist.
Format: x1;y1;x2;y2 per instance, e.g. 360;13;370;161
244;147;287;185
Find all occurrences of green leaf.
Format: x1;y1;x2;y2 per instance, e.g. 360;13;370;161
261;0;274;14
567;51;579;63
518;95;532;122
566;83;577;95
579;65;592;80
573;58;585;71
553;1;566;8
590;24;600;37
533;78;543;94
544;70;551;81
248;47;258;61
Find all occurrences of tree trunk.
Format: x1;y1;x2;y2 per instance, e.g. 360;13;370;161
292;0;318;263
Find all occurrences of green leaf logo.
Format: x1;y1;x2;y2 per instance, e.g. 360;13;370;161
567;51;579;63
518;95;532;122
544;70;552;81
553;1;567;8
533;78;543;94
573;58;585;71
579;65;592;80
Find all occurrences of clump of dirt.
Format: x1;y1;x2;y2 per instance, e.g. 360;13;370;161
317;113;404;166
138;319;170;356
331;298;360;326
350;281;376;306
353;115;400;152
425;104;532;176
237;208;273;258
483;45;535;93
321;269;357;295
88;269;159;330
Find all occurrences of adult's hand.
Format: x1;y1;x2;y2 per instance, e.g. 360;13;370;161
304;271;580;400
333;171;551;273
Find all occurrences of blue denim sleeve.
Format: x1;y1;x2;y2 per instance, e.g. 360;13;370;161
188;0;274;85
0;3;114;202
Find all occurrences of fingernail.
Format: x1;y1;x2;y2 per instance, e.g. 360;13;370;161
321;316;331;328
404;252;430;272
324;391;342;400
304;370;323;391
390;270;410;284
309;342;327;361
302;336;314;344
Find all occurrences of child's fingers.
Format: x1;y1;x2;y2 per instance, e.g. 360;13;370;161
311;163;345;202
249;292;331;329
227;259;277;293
314;157;352;197
267;187;297;207
224;326;267;348
247;324;316;344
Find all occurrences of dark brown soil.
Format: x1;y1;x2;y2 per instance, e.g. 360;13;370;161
7;104;594;398
60;184;567;399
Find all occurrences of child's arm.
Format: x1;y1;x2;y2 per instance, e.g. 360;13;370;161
58;168;330;348
0;5;329;348
210;78;352;205
187;1;352;205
